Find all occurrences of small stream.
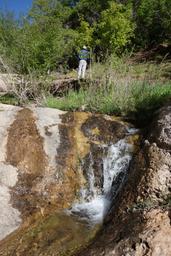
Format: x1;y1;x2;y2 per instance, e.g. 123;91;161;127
68;129;138;224
0;105;140;256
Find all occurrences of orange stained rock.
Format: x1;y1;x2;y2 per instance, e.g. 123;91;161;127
72;112;91;158
6;108;47;176
60;112;92;196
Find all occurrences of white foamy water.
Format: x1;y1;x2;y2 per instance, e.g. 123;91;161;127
68;139;135;224
103;140;133;195
70;196;111;224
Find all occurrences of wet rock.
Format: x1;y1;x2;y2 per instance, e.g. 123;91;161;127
76;104;171;256
81;115;127;144
0;103;134;255
82;144;104;193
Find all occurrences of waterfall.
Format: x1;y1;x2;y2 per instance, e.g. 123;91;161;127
68;136;136;224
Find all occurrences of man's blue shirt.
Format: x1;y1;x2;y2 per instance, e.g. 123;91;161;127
79;49;89;61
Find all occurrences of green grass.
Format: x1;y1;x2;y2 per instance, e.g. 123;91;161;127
45;89;87;111
0;93;18;105
44;57;171;126
44;81;171;126
1;56;170;127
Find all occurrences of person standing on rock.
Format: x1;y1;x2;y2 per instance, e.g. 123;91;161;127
78;46;89;79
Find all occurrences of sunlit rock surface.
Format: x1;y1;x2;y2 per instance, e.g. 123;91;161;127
0;103;138;256
149;105;171;150
0;163;21;240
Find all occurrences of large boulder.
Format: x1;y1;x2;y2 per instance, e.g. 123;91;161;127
0;104;137;255
149;105;171;150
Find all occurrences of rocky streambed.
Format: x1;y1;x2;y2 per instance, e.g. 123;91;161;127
0;103;139;255
76;104;171;256
0;103;170;256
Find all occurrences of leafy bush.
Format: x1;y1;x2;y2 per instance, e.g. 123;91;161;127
134;0;171;47
0;0;170;74
96;2;135;54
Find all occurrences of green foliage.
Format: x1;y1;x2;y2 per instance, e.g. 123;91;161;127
75;0;110;24
134;0;171;46
0;12;19;68
96;2;135;54
18;0;78;73
44;57;171;126
45;88;87;110
0;93;18;105
75;19;94;48
0;1;78;73
0;0;170;73
17;23;77;73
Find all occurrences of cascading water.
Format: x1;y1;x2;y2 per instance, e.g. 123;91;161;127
68;130;138;224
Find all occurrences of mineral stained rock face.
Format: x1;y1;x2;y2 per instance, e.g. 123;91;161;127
0;103;136;256
76;105;171;256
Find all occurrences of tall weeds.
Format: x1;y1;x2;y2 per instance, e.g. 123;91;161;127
0;57;51;105
0;54;170;126
45;55;171;125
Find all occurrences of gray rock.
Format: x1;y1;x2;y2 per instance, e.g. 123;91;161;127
149;106;171;150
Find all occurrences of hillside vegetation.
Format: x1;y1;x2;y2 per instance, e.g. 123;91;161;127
0;0;170;73
0;0;170;123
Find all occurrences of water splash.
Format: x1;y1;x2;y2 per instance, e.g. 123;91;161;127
68;139;135;224
103;140;133;196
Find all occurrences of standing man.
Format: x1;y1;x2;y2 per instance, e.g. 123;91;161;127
78;46;89;79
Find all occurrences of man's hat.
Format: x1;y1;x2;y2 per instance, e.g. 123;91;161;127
83;45;87;49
